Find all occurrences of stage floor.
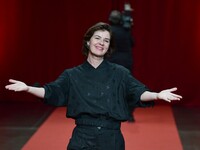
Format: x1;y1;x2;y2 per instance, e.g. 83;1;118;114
0;101;199;150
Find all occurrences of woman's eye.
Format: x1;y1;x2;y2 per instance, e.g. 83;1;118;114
104;40;110;43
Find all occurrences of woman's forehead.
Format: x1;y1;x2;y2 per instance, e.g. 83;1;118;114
93;30;110;38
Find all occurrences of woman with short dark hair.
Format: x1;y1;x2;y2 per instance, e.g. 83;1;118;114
5;22;182;150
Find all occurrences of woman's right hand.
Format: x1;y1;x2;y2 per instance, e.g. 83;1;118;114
5;79;29;92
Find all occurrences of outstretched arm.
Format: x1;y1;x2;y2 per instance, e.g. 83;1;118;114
5;79;45;98
140;87;182;102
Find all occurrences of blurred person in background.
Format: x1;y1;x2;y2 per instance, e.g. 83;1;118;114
107;9;136;122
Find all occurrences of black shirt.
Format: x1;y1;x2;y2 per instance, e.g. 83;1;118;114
44;60;154;121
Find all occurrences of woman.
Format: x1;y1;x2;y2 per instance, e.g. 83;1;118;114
5;22;182;150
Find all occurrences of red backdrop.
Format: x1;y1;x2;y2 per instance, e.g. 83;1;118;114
0;0;200;106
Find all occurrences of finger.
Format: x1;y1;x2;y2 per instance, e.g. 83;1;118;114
165;98;171;102
171;97;181;101
5;84;12;89
5;84;15;90
9;79;19;83
5;84;19;90
168;95;181;101
168;87;178;92
171;93;183;99
168;92;182;98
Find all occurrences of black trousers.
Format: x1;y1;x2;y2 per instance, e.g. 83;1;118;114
67;117;125;150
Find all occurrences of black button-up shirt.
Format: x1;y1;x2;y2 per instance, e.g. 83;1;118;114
44;60;154;121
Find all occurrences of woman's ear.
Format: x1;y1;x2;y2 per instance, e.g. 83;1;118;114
86;41;90;49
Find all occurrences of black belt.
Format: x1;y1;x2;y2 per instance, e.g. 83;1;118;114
75;115;121;130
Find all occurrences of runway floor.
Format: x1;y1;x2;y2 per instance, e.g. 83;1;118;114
0;101;199;150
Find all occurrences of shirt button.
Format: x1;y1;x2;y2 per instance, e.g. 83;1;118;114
97;126;101;130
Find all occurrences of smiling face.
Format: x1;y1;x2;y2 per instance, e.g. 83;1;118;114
87;30;111;58
82;22;115;58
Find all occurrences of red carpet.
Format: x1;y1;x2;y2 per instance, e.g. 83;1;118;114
22;105;183;150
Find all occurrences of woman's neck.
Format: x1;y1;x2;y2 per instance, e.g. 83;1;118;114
87;55;104;68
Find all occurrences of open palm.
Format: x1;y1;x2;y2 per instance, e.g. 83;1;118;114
157;87;182;102
5;79;28;92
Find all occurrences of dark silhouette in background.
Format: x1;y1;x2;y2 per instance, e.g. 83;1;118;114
107;9;135;122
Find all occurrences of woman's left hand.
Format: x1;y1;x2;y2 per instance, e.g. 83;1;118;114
157;87;182;102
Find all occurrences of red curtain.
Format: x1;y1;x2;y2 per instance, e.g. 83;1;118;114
1;0;200;106
133;0;200;106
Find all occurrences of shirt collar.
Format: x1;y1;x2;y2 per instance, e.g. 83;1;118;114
83;59;108;71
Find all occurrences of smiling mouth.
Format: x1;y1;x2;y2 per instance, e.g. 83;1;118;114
95;45;104;50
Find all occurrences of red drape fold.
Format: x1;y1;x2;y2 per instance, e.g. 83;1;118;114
1;0;199;106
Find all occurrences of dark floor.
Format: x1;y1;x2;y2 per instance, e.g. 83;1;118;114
0;101;55;150
0;101;200;150
172;105;200;150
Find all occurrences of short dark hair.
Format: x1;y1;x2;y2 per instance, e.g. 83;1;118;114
109;10;122;25
82;22;115;57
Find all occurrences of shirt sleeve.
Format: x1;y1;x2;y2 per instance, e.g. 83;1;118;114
126;71;155;108
43;70;70;106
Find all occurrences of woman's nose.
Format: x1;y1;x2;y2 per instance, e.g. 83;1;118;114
99;39;104;45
